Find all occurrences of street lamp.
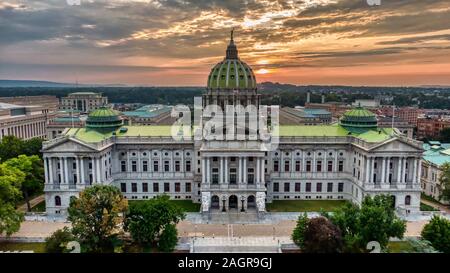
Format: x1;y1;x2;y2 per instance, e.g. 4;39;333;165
222;196;227;212
241;196;245;212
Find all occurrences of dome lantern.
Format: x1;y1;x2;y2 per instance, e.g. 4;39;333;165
340;106;378;128
86;107;123;131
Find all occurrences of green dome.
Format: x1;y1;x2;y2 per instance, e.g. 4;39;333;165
207;30;257;90
86;107;122;130
340;107;378;128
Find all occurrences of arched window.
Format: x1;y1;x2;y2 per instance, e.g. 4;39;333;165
55;196;61;206
405;195;411;206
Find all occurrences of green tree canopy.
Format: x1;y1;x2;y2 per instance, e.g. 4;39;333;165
68;185;128;253
45;227;76;253
158;223;178;252
421;216;450;253
0;136;43;162
4;155;44;212
291;213;308;248
125;195;185;249
439;162;450;202
326;195;406;252
0;162;26;236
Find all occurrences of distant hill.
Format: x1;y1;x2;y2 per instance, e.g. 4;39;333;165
0;80;127;88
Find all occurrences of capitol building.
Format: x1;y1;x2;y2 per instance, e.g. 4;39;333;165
42;33;424;217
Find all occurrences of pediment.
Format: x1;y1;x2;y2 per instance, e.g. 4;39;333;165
370;138;423;153
43;138;98;153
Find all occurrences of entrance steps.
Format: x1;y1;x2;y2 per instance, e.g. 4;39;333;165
190;237;287;253
208;210;259;224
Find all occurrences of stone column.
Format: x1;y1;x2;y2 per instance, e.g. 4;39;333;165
290;151;294;174
137;150;141;172
243;157;247;184
261;158;265;185
224;157;228;184
402;157;407;183
239;157;243;183
48;157;54;184
96;157;101;183
412;158;417;184
371;157;376;183
365;156;370;182
385;157;391;183
44;157;49;184
127;151;131;173
64;157;69;184
397;157;402;183
159;151;163;173
80;157;85;185
181;150;185;173
201;157;206;184
206;157;211;184
256;157;260;184
91;157;96;184
75;156;79;184
59;157;64;183
334;152;338;172
381;157;386;184
220;157;224;184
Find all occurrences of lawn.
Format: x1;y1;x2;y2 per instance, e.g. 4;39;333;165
420;202;439;211
129;199;200;212
0;242;46;253
387;241;414;253
266;200;348;212
31;201;46;212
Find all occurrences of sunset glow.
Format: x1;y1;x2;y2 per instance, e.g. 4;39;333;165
1;0;450;86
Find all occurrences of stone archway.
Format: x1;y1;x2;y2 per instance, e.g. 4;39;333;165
229;195;238;209
247;195;256;209
211;195;220;209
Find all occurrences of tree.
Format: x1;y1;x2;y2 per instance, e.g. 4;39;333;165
125;195;185;249
22;138;44;158
158;224;178;252
68;185;128;253
0;162;25;236
439;162;450;202
421;216;450;253
4;155;44;212
291;213;308;248
45;227;75;253
0;136;24;162
303;217;343;253
327;195;406;252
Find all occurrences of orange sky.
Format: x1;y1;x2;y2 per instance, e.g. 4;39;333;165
1;0;450;86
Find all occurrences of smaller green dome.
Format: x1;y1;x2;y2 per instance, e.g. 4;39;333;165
86;107;122;130
340;107;377;128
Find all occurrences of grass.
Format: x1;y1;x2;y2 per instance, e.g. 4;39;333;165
387;241;415;253
129;199;200;212
31;201;46;212
421;193;441;204
266;200;348;212
420;202;439;211
0;242;46;253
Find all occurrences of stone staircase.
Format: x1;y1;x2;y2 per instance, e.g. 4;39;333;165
190;236;290;253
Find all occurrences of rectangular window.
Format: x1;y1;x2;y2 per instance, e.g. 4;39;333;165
295;161;301;172
248;168;254;184
316;183;322;192
328;161;333;172
164;183;170;192
186;161;191;172
72;162;76;169
186;183;191;192
175;161;180;172
284;161;290;172
212;168;219;184
175;183;181;192
164;161;170;172
306;161;311;172
153;161;159;172
317;161;322;172
338;161;344;172
295;183;301;192
338;182;344;193
142;161;148;172
89;162;92;169
121;161;126;172
230;168;237;184
132;183;137;193
142;183;148;192
120;183;126;193
327;182;333;192
274;161;279;172
273;182;279;192
284;182;290;192
132;161;137;172
306;182;311;192
153;183;159;193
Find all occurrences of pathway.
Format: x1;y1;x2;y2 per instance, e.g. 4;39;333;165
17;195;45;213
421;199;450;214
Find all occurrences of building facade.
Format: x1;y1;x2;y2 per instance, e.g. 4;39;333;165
122;104;176;126
421;141;449;204
42;34;424;217
60;92;108;113
417;116;450;140
0;103;50;140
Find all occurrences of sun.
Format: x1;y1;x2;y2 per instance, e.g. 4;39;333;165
256;68;270;75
